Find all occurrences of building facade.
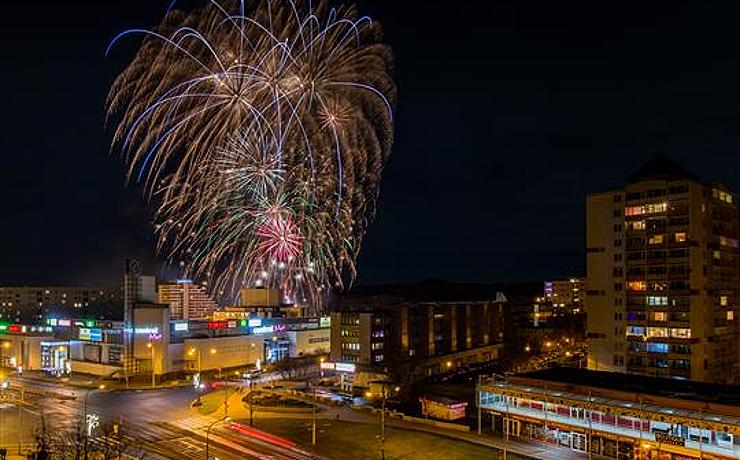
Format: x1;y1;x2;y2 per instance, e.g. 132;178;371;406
157;280;219;320
0;286;122;324
586;156;738;383
330;282;506;383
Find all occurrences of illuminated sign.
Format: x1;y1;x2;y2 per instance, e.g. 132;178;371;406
0;324;7;332
57;319;72;327
252;324;286;335
248;318;262;327
125;327;160;335
173;322;189;332
176;279;193;284
80;328;103;342
8;325;21;333
655;432;685;447
320;362;335;370
208;321;229;330
319;316;331;328
228;320;237;328
46;318;58;326
335;363;356;373
84;320;95;328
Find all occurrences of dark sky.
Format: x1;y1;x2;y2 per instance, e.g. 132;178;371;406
2;1;740;287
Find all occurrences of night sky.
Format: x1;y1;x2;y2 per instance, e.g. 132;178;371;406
2;1;740;287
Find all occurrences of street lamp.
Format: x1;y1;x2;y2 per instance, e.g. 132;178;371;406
188;347;202;374
205;416;230;460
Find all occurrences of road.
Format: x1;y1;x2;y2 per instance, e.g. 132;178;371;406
0;376;320;459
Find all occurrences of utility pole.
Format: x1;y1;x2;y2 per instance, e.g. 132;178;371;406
477;374;482;435
380;385;386;460
17;388;24;455
311;384;317;445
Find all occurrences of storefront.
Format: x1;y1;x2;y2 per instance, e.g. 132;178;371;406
40;341;70;376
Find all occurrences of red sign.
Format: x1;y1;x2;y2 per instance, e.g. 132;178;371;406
208;321;229;330
8;325;21;333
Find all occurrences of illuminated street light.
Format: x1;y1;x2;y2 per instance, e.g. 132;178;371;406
446;361;453;368
524;345;531;352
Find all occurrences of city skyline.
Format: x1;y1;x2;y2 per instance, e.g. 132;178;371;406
3;1;740;288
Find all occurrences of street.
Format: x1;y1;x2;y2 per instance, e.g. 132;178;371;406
0;376;320;460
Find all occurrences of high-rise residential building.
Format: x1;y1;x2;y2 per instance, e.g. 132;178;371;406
0;286;122;323
157;279;219;320
586;155;738;383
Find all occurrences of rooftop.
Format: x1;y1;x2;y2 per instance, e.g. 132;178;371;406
515;367;740;407
626;154;699;184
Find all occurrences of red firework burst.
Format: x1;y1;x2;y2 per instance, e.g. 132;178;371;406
255;214;303;262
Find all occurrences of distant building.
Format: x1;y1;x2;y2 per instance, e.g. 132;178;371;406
157;279;219;320
544;278;584;314
330;281;506;384
586;155;738;383
0;286;122;323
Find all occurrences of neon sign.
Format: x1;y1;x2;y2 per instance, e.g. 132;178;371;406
208;321;229;330
252;324;286;335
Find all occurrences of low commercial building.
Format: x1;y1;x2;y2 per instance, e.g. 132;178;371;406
476;367;739;459
1;310;330;378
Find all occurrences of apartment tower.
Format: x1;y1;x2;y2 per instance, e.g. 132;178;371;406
586;155;738;383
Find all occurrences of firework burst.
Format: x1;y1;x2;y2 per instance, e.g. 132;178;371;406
107;0;396;309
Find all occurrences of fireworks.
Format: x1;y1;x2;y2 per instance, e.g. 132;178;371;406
107;0;396;308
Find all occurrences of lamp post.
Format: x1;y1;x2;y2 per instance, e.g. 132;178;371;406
205;416;229;460
146;342;156;389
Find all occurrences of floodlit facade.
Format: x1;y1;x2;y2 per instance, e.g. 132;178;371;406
586;156;738;383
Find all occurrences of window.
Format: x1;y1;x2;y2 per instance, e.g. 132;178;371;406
647;327;669;338
713;250;721;260
627;326;645;336
719;236;739;248
646;296;668;306
627;281;646;291
720;296;728;307
647;343;669;353
670;328;691;339
674;232;686;243
652;312;668;322
631;221;646;231
727;311;735;321
648;234;664;245
613;223;623;232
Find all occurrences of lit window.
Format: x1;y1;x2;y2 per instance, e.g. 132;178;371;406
713;251;721;260
647;327;669;338
675;232;686;243
648;234;664;245
632;221;646;231
652;312;668;322
720;296;728;307
627;326;645;336
647;343;669;353
727;311;735;321
646;296;668;306
628;281;646;291
719;236;739;248
625;206;643;217
670;328;691;339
